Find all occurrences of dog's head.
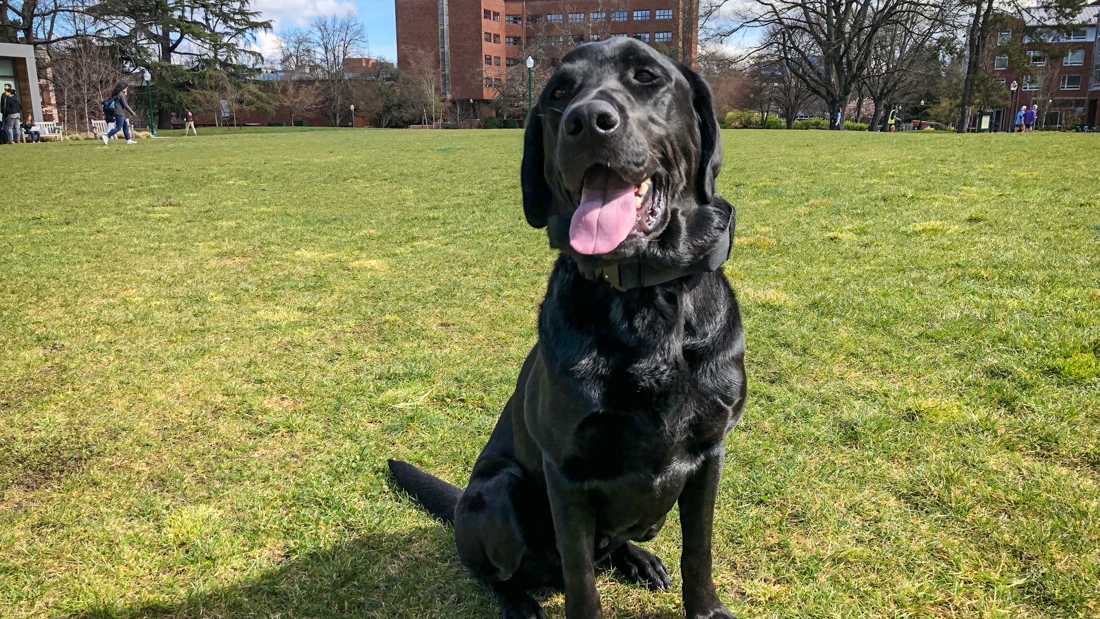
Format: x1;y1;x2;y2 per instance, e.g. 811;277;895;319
521;38;726;270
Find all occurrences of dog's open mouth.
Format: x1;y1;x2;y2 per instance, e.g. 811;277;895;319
569;165;662;256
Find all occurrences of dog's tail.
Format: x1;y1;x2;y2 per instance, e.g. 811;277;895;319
387;459;462;525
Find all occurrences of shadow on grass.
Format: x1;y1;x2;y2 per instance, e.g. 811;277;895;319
67;522;684;619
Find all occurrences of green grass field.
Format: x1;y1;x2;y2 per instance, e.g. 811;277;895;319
2;129;1098;618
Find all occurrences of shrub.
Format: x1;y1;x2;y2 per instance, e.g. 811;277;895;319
483;117;501;129
502;119;519;129
723;110;784;129
793;118;830;130
843;120;869;131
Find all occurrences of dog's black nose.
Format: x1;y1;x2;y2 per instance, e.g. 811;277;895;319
563;100;620;139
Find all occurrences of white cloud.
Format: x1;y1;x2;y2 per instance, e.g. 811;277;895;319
254;0;357;29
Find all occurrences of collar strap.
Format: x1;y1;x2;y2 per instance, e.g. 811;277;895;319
595;216;733;291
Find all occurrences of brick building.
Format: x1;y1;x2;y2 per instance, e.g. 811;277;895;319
983;3;1100;130
395;0;699;120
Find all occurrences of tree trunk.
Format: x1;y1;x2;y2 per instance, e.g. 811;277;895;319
869;102;882;132
958;0;994;133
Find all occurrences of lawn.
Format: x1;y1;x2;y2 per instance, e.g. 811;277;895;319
1;128;1098;618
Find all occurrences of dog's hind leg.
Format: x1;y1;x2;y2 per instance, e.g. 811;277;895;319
455;457;549;617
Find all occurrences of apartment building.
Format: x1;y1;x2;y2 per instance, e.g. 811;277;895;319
395;0;699;120
984;3;1100;129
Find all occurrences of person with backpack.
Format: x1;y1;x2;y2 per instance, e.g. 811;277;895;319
101;81;137;145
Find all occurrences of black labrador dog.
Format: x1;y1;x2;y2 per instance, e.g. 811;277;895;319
389;38;745;619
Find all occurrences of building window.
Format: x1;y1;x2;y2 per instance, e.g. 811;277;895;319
547;13;563;24
634;32;651;42
633;10;650;21
494;56;501;66
656;9;673;20
484;32;492;42
493;33;501;43
994;55;1008;70
506;36;521;46
506;14;521;24
483;9;491;19
997;31;1011;45
485;55;492;66
528;14;540;24
492;11;500;21
1060;74;1081;90
655;31;672;43
589;33;601;41
569;12;584;23
1022;76;1039;91
1067;28;1087;41
611;10;627;22
591;11;605;22
1027;50;1045;66
1064;49;1084;66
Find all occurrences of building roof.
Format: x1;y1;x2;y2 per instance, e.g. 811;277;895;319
1021;2;1100;26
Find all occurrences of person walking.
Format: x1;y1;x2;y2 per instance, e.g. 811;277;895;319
1024;104;1037;133
183;109;197;136
1014;106;1026;132
101;81;138;145
887;106;898;133
2;83;22;144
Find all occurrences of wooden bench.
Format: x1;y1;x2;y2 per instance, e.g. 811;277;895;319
35;121;63;141
91;119;123;139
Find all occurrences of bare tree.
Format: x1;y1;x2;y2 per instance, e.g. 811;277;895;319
710;0;943;129
862;6;952;130
43;36;119;131
310;14;366;126
275;79;321;126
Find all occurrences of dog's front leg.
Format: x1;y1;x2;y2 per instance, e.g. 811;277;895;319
545;461;601;619
679;446;735;619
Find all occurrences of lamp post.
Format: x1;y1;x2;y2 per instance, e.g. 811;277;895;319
526;56;535;117
1010;80;1018;132
350;103;355;128
142;69;157;137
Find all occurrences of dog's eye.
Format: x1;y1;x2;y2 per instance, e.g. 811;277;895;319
550;84;573;100
633;69;659;84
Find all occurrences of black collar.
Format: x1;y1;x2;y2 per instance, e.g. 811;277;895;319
592;215;733;291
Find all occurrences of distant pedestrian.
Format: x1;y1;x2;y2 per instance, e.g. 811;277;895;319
888;107;898;133
101;81;137;145
1024;104;1037;132
2;83;22;144
1014;106;1026;132
183;109;197;136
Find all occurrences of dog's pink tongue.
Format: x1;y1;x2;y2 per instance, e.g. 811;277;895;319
569;172;636;255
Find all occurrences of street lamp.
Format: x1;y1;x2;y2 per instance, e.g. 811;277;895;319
1009;80;1018;131
526;56;535;117
350;103;355;127
142;69;157;137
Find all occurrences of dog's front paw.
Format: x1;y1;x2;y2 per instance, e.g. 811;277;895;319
687;604;736;619
608;542;672;590
500;596;546;619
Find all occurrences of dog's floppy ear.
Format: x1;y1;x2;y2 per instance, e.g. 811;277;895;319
679;64;723;205
520;108;550;228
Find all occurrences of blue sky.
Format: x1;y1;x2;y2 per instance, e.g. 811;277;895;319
252;0;399;63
